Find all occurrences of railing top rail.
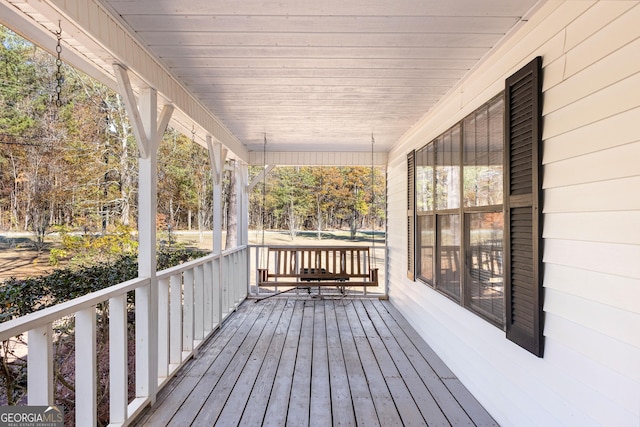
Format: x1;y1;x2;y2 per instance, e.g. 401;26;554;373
156;252;217;280
0;276;150;341
223;244;247;255
254;245;374;250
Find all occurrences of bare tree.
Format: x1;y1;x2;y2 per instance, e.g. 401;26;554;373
225;160;237;249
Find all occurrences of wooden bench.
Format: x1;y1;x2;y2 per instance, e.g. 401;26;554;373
257;245;379;287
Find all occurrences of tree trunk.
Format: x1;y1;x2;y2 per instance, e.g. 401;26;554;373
225;161;237;249
316;202;322;240
169;198;175;226
198;209;204;244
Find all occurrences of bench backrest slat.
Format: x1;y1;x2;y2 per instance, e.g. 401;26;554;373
260;246;376;281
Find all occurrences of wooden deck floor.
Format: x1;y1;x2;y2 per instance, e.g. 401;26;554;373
134;297;497;426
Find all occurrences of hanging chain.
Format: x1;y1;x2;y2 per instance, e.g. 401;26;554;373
191;125;196;143
370;133;376;263
54;21;63;107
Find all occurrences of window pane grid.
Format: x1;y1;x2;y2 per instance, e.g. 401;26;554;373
466;212;504;324
437;214;461;300
417;214;435;283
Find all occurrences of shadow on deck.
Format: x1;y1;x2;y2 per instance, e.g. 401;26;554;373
134;297;497;426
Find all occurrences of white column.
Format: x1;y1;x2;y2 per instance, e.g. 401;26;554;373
207;136;223;256
136;87;159;403
114;64;173;406
239;162;249;246
207;136;224;326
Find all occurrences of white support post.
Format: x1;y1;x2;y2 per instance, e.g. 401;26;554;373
136;87;158;404
27;325;53;405
207;136;224;326
75;308;97;426
114;64;174;405
207;136;223;256
109;295;128;424
239;162;249;247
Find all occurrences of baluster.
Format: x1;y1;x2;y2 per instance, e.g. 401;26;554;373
109;295;128;424
75;307;97;426
194;265;204;342
158;277;170;379
213;257;222;328
27;324;53;405
204;261;213;334
183;269;194;352
170;274;183;365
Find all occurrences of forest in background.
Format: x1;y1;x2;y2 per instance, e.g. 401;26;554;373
0;25;385;246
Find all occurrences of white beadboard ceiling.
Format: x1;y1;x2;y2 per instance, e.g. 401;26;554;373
101;0;541;153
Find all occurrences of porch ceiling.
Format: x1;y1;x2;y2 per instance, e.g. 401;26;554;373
1;0;541;156
100;0;541;153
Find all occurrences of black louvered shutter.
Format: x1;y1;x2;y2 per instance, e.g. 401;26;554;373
504;57;544;357
407;150;416;280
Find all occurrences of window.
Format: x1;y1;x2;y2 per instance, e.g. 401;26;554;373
407;57;543;356
415;95;504;324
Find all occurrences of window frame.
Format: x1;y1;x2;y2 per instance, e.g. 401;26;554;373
414;93;506;327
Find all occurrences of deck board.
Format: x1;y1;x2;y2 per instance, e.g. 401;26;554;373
325;301;356;426
261;300;304;427
134;297;498;427
237;299;295;426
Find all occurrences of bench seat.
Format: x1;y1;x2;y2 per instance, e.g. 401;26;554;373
257;245;378;287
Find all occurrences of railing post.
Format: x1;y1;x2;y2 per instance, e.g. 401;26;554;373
27;325;53;405
109;295;128;424
75;307;97;426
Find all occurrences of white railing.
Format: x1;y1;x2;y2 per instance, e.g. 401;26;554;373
0;245;248;426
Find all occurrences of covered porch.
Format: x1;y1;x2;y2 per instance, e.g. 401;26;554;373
3;0;636;426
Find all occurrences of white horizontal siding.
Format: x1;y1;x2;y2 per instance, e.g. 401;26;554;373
544;141;640;188
544;263;640;314
543;107;640;164
543;71;640;141
544;238;640;279
387;2;640;426
543;35;640;115
543;212;640;245
544;176;640;213
544;312;640;384
545;287;639;348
